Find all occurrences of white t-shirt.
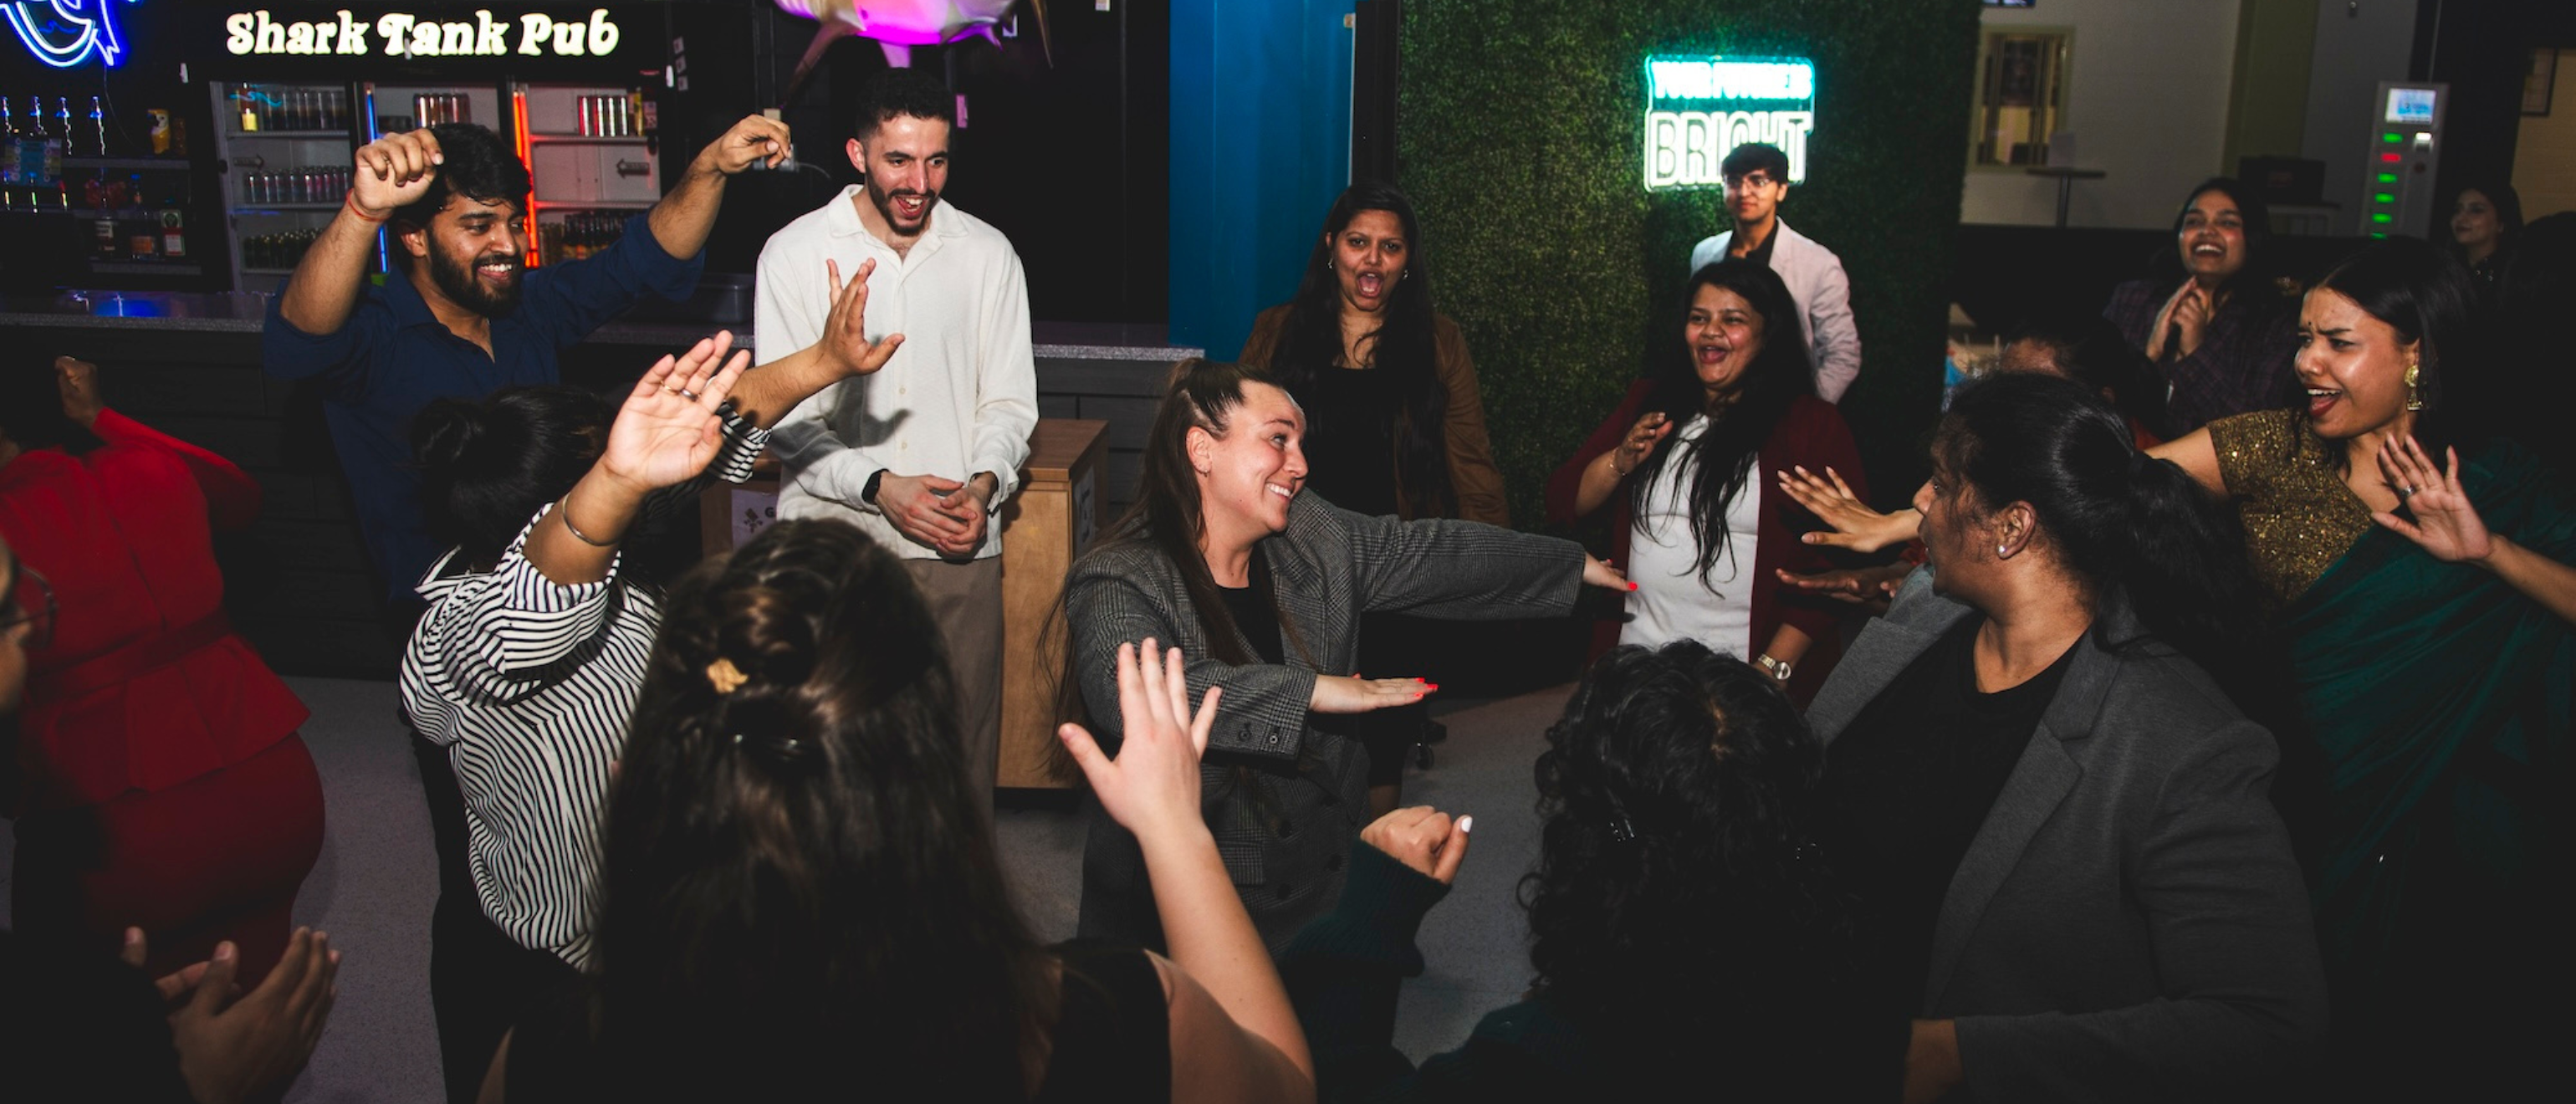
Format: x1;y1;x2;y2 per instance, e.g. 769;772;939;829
1620;415;1761;657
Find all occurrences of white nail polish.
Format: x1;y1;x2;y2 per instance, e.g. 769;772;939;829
1458;815;1475;834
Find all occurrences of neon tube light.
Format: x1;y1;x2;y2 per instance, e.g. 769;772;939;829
1642;55;1817;189
6;0;135;69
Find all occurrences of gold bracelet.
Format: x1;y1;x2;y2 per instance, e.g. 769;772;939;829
556;493;621;548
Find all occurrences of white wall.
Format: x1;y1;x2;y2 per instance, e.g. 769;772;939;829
2298;0;2423;235
1958;0;2242;229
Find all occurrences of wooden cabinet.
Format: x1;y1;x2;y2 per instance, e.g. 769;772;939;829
700;418;1108;790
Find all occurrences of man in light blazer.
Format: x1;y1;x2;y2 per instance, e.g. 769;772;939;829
1688;142;1862;402
1806;569;2326;1101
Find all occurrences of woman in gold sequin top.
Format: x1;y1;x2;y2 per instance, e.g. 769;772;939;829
1783;238;2573;1099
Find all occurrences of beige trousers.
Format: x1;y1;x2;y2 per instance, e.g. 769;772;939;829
903;555;1003;820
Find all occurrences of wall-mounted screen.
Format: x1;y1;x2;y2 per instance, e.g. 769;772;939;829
2384;87;2437;124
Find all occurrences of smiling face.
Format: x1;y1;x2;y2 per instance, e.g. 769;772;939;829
2295;287;2418;440
1188;382;1308;547
407;197;525;316
1911;457;1986;597
2450;189;2501;257
1686;283;1767;401
849;114;952;242
2176;189;2248;287
1329;208;1408;316
1725;167;1784;229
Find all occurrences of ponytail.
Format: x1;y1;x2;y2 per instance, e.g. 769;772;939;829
1940;374;2269;698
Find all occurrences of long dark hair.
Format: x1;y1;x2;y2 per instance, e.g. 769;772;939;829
1628;259;1815;582
1935;373;2267;686
2446;180;2524;261
591;519;1053;1099
1523;641;1856;1088
2304;237;2487;465
2159;176;2278;295
1089;358;1308;668
1269;181;1456;518
412;386;610;568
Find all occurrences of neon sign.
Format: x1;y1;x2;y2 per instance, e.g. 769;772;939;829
1643;55;1817;190
222;8;621;59
6;0;137;69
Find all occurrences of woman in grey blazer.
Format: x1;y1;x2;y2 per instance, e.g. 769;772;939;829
1067;360;1627;952
1809;373;2325;1102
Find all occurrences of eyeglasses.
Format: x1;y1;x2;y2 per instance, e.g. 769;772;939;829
2;567;55;652
1726;172;1779;190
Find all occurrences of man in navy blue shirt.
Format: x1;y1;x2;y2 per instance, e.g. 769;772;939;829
263;115;790;601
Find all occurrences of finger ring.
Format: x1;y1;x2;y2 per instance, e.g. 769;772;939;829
671;387;700;401
2398;485;2416;501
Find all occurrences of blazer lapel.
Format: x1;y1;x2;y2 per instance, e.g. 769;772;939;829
1922;721;2082;1011
1922;615;2131;1010
1807;568;1967;744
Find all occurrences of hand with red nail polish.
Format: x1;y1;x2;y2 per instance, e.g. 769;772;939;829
1314;674;1438;713
1582;554;1631;592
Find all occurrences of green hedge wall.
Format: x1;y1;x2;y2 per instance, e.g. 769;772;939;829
1398;0;1983;529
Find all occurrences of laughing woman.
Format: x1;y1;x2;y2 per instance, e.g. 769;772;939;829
1545;258;1866;702
1067;360;1628;953
1785;239;2576;1098
1239;181;1511;816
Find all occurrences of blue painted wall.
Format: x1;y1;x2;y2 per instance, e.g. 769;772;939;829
1169;0;1354;358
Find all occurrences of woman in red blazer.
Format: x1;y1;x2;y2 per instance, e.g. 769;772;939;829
1547;260;1867;703
0;356;321;985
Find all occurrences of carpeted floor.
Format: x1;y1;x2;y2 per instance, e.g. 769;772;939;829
2;676;1577;1101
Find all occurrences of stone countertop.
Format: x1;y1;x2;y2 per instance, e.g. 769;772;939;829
3;293;1203;361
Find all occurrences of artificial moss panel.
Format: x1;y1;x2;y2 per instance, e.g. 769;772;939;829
1398;0;1983;526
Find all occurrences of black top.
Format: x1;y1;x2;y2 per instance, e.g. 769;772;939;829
1821;616;2079;1013
1291;366;1402;518
501;941;1171;1101
1739;222;1781;268
1216;546;1287;665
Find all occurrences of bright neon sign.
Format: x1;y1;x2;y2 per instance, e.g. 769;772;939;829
1643;55;1817;190
6;0;136;69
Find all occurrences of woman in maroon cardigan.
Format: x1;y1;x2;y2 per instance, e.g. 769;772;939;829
0;355;321;986
1547;259;1866;703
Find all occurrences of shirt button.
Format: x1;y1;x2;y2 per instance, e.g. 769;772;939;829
899;386;907;395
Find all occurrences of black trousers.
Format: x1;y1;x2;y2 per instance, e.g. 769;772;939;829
412;733;582;1104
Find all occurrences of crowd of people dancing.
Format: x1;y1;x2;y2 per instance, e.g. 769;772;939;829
3;67;2568;1102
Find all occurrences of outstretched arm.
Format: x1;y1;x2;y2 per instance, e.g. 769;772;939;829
1776;465;1919;553
279;130;442;338
1059;641;1313;1102
526;336;749;587
723;258;905;430
643;115;790;261
2374;436;2576;626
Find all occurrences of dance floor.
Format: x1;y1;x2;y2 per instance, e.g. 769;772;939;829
1;676;1576;1101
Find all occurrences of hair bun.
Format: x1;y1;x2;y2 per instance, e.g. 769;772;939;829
411;398;485;471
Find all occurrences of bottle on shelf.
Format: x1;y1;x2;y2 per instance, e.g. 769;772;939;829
88;95;106;156
1;97;18;210
236;84;259;132
159;208;186;258
32;96;62;209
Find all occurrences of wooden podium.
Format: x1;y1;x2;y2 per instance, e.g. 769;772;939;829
700;418;1109;790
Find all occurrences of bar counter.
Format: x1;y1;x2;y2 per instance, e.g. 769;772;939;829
5;292;1199;678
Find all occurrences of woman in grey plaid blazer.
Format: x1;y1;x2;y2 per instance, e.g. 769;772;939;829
1068;360;1629;952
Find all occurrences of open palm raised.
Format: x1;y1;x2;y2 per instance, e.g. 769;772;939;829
600;331;753;493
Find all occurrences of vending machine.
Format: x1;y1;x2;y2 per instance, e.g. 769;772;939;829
2363;82;2446;240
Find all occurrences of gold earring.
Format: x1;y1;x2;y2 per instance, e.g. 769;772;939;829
2405;362;2423;411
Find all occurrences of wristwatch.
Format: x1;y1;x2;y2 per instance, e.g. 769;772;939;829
1754;653;1793;682
861;470;886;508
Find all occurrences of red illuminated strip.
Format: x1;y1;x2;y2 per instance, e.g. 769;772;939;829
2379;152;2403;163
513;88;539;268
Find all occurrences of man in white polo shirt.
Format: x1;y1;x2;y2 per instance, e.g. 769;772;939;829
755;69;1037;812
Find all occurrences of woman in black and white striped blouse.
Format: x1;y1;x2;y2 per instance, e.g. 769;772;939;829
399;260;903;1104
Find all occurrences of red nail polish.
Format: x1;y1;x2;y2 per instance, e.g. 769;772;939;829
1628;581;1640;591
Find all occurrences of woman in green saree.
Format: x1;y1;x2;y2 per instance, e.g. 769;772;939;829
1781;239;2572;1095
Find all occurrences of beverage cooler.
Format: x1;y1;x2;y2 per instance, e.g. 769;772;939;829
182;3;680;292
